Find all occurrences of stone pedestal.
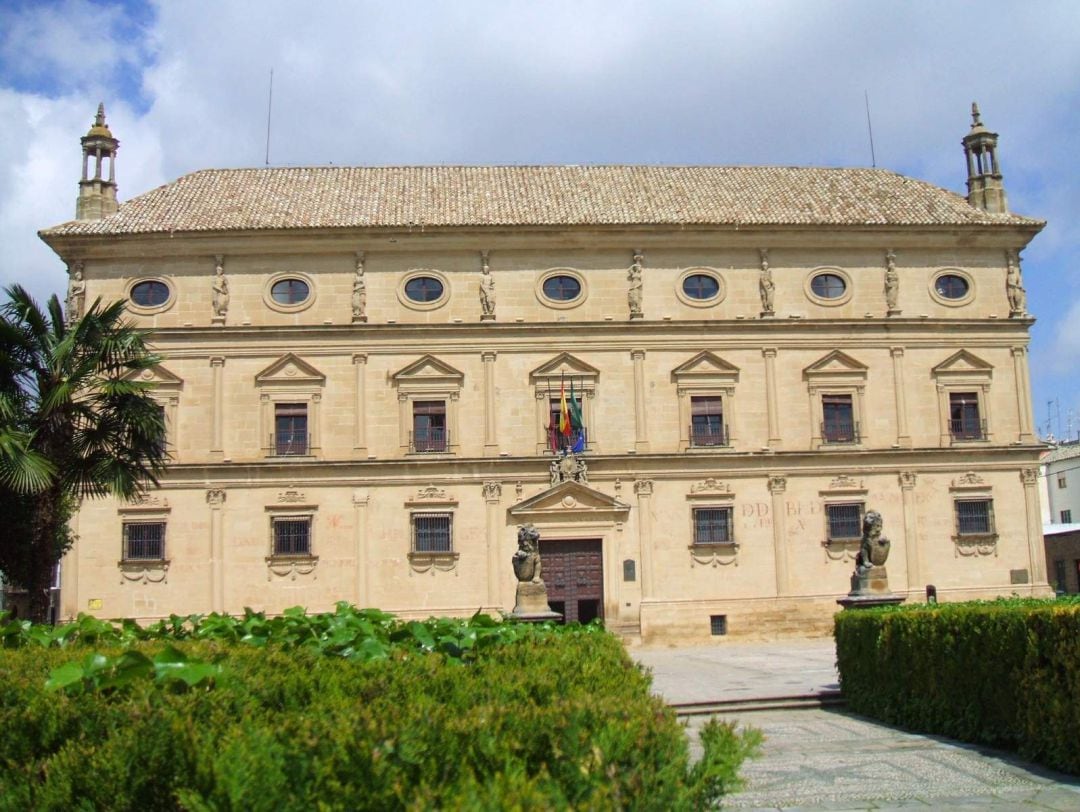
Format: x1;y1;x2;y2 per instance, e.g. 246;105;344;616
510;581;562;622
837;565;906;609
480;313;495;321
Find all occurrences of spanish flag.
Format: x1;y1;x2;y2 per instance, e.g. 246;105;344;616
559;379;572;437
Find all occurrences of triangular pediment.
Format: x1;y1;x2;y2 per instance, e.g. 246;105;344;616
529;353;600;383
391;355;464;385
255;353;326;386
804;350;869;378
932;350;993;376
509;480;630;518
671;351;740;382
123;363;184;390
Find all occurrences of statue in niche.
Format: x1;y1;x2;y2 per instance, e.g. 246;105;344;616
549;451;588;487
1006;251;1027;317
628;250;644;318
512;524;542;583
352;252;367;323
65;261;86;326
884;250;900;314
211;257;229;320
855;510;891;576
479;251;495;319
759;249;775;315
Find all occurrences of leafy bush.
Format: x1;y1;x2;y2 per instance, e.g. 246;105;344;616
0;609;760;809
835;597;1080;775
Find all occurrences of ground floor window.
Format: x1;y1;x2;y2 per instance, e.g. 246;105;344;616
692;507;733;544
826;503;863;542
412;512;453;553
123;521;165;560
272;516;312;556
955;499;994;536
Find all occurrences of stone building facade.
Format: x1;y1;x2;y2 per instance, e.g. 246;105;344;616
37;105;1050;641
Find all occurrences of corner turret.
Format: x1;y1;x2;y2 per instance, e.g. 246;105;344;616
76;103;119;220
962;102;1007;213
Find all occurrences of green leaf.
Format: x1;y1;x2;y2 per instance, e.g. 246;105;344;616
44;660;86;692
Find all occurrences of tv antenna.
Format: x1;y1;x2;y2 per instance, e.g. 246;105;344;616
265;68;274;166
864;90;877;168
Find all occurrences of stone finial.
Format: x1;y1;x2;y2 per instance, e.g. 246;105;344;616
971;101;982;127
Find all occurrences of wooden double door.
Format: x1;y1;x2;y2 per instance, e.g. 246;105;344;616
540;539;604;624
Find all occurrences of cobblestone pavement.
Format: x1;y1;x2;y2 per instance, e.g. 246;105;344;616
690;709;1080;811
631;642;1080;810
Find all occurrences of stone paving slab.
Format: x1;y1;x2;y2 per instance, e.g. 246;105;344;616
686;708;1080;811
632;639;839;705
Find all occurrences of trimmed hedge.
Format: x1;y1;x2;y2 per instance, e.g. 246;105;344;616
834;597;1080;775
0;619;760;810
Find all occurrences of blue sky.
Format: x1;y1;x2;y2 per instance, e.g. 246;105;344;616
1;0;1078;436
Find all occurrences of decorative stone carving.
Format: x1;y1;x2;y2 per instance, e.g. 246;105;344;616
829;474;861;490
415;485;450;501
206;489;226;507
884;250;900;316
1006;250;1027;318
899;471;917;490
352;251;367;323
482;481;502;501
768;475;787;493
277;489;307;504
550;452;588;487
633;479;654;497
690;543;739;568
628;250;644;319
952;471;985;488
479;250;495;320
119;560;169;585
266;555;318;581
129;492;167;507
211;256;229;322
1020;468;1038;486
691;478;729;494
759;248;775;317
65;260;86;326
510;524;561;621
838;510;904;609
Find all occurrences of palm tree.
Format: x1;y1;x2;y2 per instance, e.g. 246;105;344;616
0;285;166;623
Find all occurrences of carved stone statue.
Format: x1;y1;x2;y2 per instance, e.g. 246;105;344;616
211;257;229;320
855;510;891;576
479;251;495;320
512;524;542;583
628;250;643;318
549;451;588;487
510;523;560;620
1006;251;1026;317
839;508;904;609
66;261;86;326
884;251;900;315
759;249;774;316
352;252;367;323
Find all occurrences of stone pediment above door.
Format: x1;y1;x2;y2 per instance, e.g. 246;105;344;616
509;480;630;522
254;353;326;387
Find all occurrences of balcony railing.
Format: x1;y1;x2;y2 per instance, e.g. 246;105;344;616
821;420;860;444
949;418;987;441
410;427;449;453
271;431;310;456
546;426;587;454
689;423;730;448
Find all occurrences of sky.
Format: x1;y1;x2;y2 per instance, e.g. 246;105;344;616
1;0;1078;437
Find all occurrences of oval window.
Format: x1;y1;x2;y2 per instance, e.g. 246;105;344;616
130;280;170;307
935;274;970;300
810;273;847;299
271;278;310;305
681;273;720;300
542;275;582;301
404;276;444;302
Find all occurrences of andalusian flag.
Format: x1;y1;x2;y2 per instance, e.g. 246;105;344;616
559;379;572;436
569;379;584;431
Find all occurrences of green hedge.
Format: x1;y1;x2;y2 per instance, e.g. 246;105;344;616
0;621;759;810
834;597;1080;775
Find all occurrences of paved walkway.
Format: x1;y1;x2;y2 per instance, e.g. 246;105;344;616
631;641;1080;810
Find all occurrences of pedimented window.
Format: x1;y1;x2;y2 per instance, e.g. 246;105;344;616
255;354;326;458
671;351;740;452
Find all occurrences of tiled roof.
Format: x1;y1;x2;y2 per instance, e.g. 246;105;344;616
1042;443;1080;464
41;165;1043;237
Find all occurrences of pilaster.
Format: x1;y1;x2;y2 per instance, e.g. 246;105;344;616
352;354;368;457
353;490;369;605
482;351;499;456
206;488;226;613
768;474;789;595
483;481;502;606
209;356;225;458
891;347;912;448
763;348;782;449
899;471;920;590
631;349;649;452
635;479;655;599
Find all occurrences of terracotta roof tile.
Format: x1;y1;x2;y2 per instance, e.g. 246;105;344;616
41;165;1043;237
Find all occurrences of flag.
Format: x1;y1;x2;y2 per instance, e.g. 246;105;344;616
559;378;571;437
569;378;584;431
548;380;558;452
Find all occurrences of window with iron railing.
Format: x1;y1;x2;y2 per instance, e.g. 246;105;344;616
546;399;587;454
692;508;733;544
955;499;994;536
826;503;863;542
412;513;452;553
821;394;858;443
412;400;448;452
272;517;311;556
948;393;984;440
123;522;165;561
273;403;309;455
690;396;729;447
